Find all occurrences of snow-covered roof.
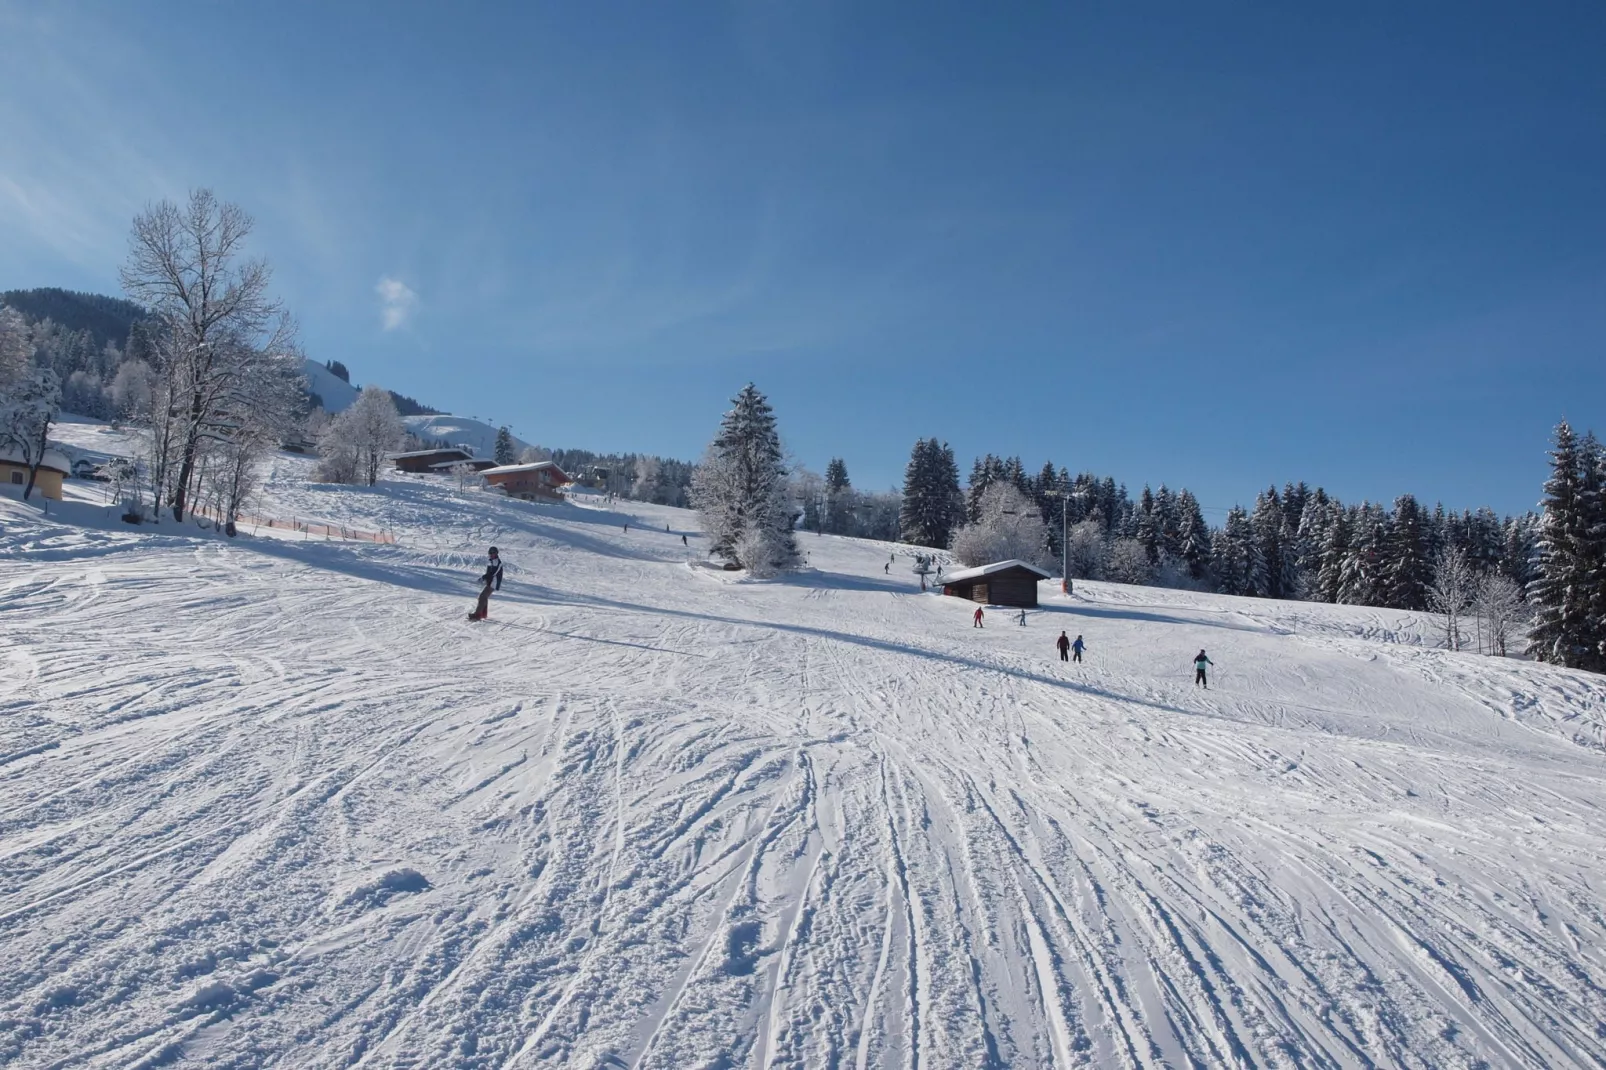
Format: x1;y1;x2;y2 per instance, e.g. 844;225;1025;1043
393;447;474;460
479;461;567;478
0;446;70;474
939;559;1053;585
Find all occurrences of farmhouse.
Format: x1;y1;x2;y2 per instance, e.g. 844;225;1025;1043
0;447;70;501
481;461;571;502
940;559;1052;608
394;447;475;474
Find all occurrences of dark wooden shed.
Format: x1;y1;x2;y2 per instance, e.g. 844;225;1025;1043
940;560;1052;608
394;447;474;473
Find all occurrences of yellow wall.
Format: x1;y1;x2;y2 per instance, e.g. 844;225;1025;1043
0;463;64;500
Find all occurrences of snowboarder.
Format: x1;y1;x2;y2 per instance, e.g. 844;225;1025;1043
1056;631;1070;661
973;607;985;628
1194;649;1213;688
1072;635;1085;663
468;547;504;621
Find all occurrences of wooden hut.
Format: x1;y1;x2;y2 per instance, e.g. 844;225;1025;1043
480;461;572;501
394;447;474;474
940;559;1052;607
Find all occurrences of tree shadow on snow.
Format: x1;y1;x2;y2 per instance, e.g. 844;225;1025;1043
548;591;1200;719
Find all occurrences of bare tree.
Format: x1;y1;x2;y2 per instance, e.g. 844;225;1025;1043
120;190;297;520
449;460;475;494
950;483;1052;568
1426;546;1476;651
1473;572;1529;657
317;385;404;486
207;357;303;532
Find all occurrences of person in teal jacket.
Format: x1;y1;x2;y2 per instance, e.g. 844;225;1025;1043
1194;650;1213;688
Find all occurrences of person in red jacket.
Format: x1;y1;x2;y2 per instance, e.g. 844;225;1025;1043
973;606;985;628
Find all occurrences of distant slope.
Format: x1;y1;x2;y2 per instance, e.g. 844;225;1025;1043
403;414;529;459
301;359;360;413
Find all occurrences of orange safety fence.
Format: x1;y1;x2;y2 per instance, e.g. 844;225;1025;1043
189;502;397;544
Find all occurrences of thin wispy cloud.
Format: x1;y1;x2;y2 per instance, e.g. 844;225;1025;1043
376;276;419;330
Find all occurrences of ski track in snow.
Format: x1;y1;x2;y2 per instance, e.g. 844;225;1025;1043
3;451;1606;1067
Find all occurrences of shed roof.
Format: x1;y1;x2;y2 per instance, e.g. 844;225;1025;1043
428;458;497;470
480;460;569;479
394;447;473;460
0;446;70;474
939;559;1053;586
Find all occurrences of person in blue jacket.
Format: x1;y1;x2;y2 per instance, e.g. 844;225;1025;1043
1193;649;1213;688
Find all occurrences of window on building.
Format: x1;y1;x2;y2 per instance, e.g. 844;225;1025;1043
10;472;22;484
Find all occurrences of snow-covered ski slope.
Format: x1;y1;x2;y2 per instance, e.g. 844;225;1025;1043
3;459;1606;1068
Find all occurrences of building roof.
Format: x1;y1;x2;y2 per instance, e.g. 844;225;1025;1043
393;447;474;460
428;458;497;470
479;460;570;480
0;446;70;474
940;559;1053;586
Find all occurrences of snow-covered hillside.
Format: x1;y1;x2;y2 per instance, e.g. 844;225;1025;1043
3;447;1605;1068
403;414;530;459
301;359;359;413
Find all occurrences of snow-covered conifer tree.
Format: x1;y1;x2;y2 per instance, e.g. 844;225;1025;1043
691;384;798;575
900;439;965;548
1528;423;1604;670
494;426;515;466
1385;495;1431;611
1176;490;1212;582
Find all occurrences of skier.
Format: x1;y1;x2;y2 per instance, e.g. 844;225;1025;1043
973;607;985;629
468;547;504;621
1017;608;1027;626
681;534;688;547
1056;631;1070;661
1194;649;1213;688
884;562;890;574
1072;635;1085;663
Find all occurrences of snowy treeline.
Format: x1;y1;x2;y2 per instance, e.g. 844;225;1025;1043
0;288;149;423
515;446;697;508
692;383;799;576
794;457;902;542
893;441;1545;627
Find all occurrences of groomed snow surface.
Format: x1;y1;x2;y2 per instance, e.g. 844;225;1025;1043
4;441;1606;1069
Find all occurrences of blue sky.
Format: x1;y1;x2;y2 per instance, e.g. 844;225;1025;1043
1;2;1602;517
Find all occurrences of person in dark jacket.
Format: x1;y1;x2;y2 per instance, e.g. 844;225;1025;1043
1194;649;1213;688
1056;631;1070;661
468;547;503;621
1072;635;1085;663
